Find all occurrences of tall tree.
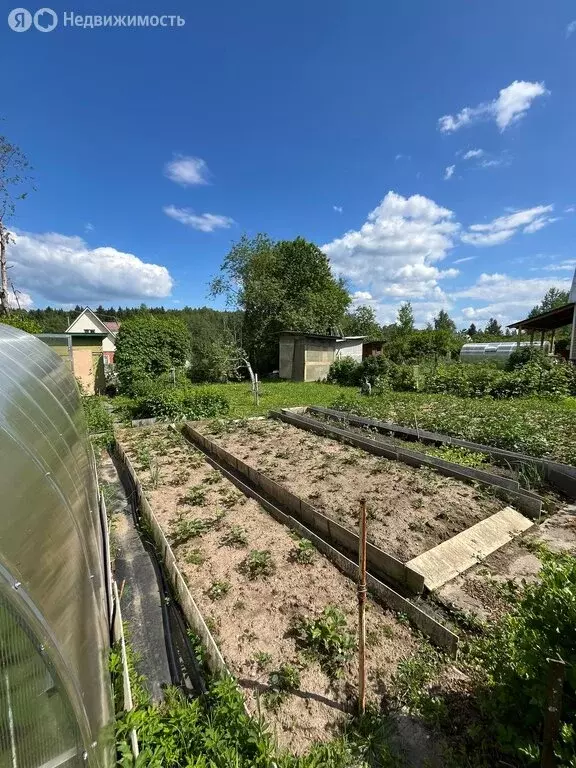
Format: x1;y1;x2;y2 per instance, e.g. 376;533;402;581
433;309;456;333
0;133;33;315
466;323;478;337
211;234;350;371
485;317;503;336
396;302;414;334
529;287;570;317
342;305;382;339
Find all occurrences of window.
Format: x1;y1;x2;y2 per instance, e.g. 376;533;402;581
83;329;95;334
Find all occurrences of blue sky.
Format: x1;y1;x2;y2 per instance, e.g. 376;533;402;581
2;0;576;327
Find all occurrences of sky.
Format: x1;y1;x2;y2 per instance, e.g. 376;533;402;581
2;0;576;328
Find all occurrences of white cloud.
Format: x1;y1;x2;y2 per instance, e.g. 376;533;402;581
566;20;576;37
6;231;173;304
564;205;575;213
461;204;557;246
438;80;549;133
452;256;476;264
333;205;343;213
7;288;33;309
322;191;460;301
454;273;572;326
444;165;455;180
163;205;235;232
463;149;484;160
164;155;210;186
395;154;411;161
84;222;94;232
539;260;576;272
352;290;373;301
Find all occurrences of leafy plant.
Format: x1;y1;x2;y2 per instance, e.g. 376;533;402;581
185;548;205;565
427;445;489;468
181;485;207;506
265;663;301;709
168;468;190;486
294;606;356;678
239;549;276;579
289;538;316;564
391;645;447;726
203;470;222;485
220;525;248;548
253;651;273;671
206;580;231;600
169;510;225;546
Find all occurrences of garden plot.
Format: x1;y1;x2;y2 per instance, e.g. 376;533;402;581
116;425;423;754
308;408;566;513
199;418;504;562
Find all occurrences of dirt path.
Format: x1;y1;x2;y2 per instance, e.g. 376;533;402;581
117;425;423;754
199;418;503;562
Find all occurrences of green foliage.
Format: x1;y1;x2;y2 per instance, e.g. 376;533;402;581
327;356;362;386
433;309;457;333
265;664;302;709
188;337;245;383
253;651;273;671
289;538;316;565
294;606;356;679
211;234;350;372
506;345;551;371
115;313;190;393
169;510;225;546
206;580;231;600
0;313;42;333
529;287;570;317
426;445;489;468
331;390;576;464
342;305;383;340
465;551;576;765
396;302;414;333
239;549;276;579
81;396;113;445
182;485;208;506
220;525;248;548
132;388;230;421
391;645;447;727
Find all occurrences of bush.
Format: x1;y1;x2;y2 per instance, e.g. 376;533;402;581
0;314;42;334
81;396;113;443
132;389;230;421
469;551;576;765
506;346;551;371
327;356;361;386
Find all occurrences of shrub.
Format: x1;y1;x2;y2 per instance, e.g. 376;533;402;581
0;313;42;334
327;356;361;386
506;346;551;371
132;388;230;421
81;396;113;445
239;550;276;579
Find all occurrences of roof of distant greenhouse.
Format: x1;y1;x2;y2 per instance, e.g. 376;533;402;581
507;303;575;332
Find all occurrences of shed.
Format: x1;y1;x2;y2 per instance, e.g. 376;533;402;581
37;333;106;394
507;303;576;361
279;332;365;381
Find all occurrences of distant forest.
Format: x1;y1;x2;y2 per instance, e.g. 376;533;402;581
26;304;243;338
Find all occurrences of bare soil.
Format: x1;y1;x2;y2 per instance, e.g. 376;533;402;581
198;418;503;561
437;505;576;621
117;425;422;754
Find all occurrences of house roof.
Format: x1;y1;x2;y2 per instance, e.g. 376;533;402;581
37;333;107;339
280;331;366;341
66;307;119;336
507;303;575;332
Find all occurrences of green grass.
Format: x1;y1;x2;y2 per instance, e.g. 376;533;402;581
186;380;354;418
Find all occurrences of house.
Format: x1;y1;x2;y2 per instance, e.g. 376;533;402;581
37;333;106;394
66;307;119;364
279;331;365;381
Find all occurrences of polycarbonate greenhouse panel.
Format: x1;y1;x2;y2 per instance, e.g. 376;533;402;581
0;325;113;767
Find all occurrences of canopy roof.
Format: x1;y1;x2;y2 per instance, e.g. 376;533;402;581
507;303;575;332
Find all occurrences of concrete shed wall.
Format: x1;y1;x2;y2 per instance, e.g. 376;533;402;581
304;338;336;381
336;338;364;363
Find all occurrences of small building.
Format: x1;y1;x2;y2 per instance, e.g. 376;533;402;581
66;307;119;364
279;332;365;381
507;302;576;361
37;333;106;394
363;340;384;359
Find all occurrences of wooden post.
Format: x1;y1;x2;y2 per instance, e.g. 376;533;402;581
358;498;367;716
541;658;566;768
550;329;556;355
540;330;545;348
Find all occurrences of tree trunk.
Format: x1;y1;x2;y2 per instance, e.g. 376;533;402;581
0;222;10;316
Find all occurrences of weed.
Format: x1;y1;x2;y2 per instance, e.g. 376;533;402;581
265;663;301;709
408;518;426;533
168;468;190;486
181;485;207;506
135;446;152;470
427;445;489;468
185;548;205;565
253;651;273;672
206;580;231;600
220;525;248;548
391;645;446;727
203;470;222;485
233;599;246;612
294;606;356;679
219;488;243;508
289;538;315;565
149;459;161;489
169;510;225;546
239;550;276;580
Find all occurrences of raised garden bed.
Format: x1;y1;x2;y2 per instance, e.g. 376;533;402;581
197;418;505;562
116;425;426;754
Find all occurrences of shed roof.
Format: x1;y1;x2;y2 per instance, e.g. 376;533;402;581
507;303;575;331
280;331;365;341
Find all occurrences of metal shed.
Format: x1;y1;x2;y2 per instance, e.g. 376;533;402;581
279;332;365;381
0;324;113;767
